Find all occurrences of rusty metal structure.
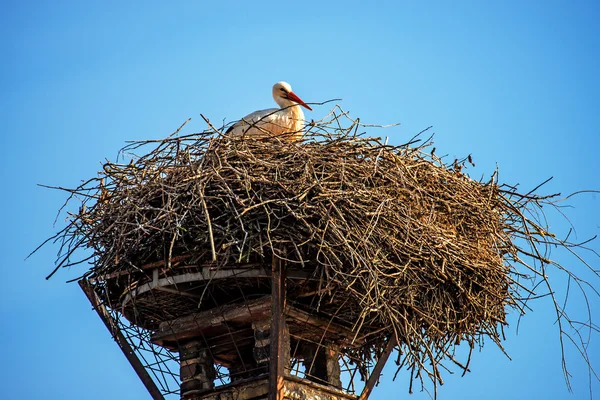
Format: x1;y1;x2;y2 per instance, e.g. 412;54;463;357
80;252;389;400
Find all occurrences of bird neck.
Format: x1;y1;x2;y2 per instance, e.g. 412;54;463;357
286;103;305;122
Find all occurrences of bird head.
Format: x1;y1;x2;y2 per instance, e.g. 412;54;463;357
272;81;312;111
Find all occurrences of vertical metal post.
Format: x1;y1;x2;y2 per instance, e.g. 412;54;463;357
358;335;397;400
268;254;286;400
79;279;165;400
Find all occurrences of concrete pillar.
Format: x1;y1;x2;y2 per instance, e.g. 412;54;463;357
253;319;272;366
325;343;342;389
301;342;341;388
252;318;290;371
179;341;216;399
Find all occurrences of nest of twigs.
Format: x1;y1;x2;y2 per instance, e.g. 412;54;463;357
43;106;597;394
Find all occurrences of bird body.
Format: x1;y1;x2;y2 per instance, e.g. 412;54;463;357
227;81;312;141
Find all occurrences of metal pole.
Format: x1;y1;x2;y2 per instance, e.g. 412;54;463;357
79;279;165;400
268;254;286;400
359;335;397;400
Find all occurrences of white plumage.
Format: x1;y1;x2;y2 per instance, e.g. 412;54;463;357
226;81;312;141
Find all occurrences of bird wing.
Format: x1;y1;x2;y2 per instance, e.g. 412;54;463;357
226;108;292;136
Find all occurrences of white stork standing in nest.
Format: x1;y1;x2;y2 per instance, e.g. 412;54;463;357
226;81;312;141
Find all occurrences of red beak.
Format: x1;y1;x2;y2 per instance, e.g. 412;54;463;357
286;91;312;111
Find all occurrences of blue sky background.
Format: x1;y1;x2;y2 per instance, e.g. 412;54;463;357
2;1;599;399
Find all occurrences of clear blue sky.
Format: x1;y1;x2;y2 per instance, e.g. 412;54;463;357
2;1;599;399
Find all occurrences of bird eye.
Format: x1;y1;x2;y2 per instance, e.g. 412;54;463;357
280;88;287;92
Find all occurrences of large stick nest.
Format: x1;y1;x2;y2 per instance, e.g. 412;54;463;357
44;107;598;394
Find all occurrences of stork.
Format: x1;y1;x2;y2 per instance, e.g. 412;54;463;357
226;81;312;141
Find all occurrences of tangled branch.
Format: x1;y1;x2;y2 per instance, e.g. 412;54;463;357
37;106;599;395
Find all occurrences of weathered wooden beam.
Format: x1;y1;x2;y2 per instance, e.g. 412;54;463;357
286;306;359;341
79;279;165;400
152;296;272;345
153;296;359;351
268;255;286;400
358;335;397;400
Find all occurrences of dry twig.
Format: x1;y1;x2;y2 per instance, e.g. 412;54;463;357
38;106;599;395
